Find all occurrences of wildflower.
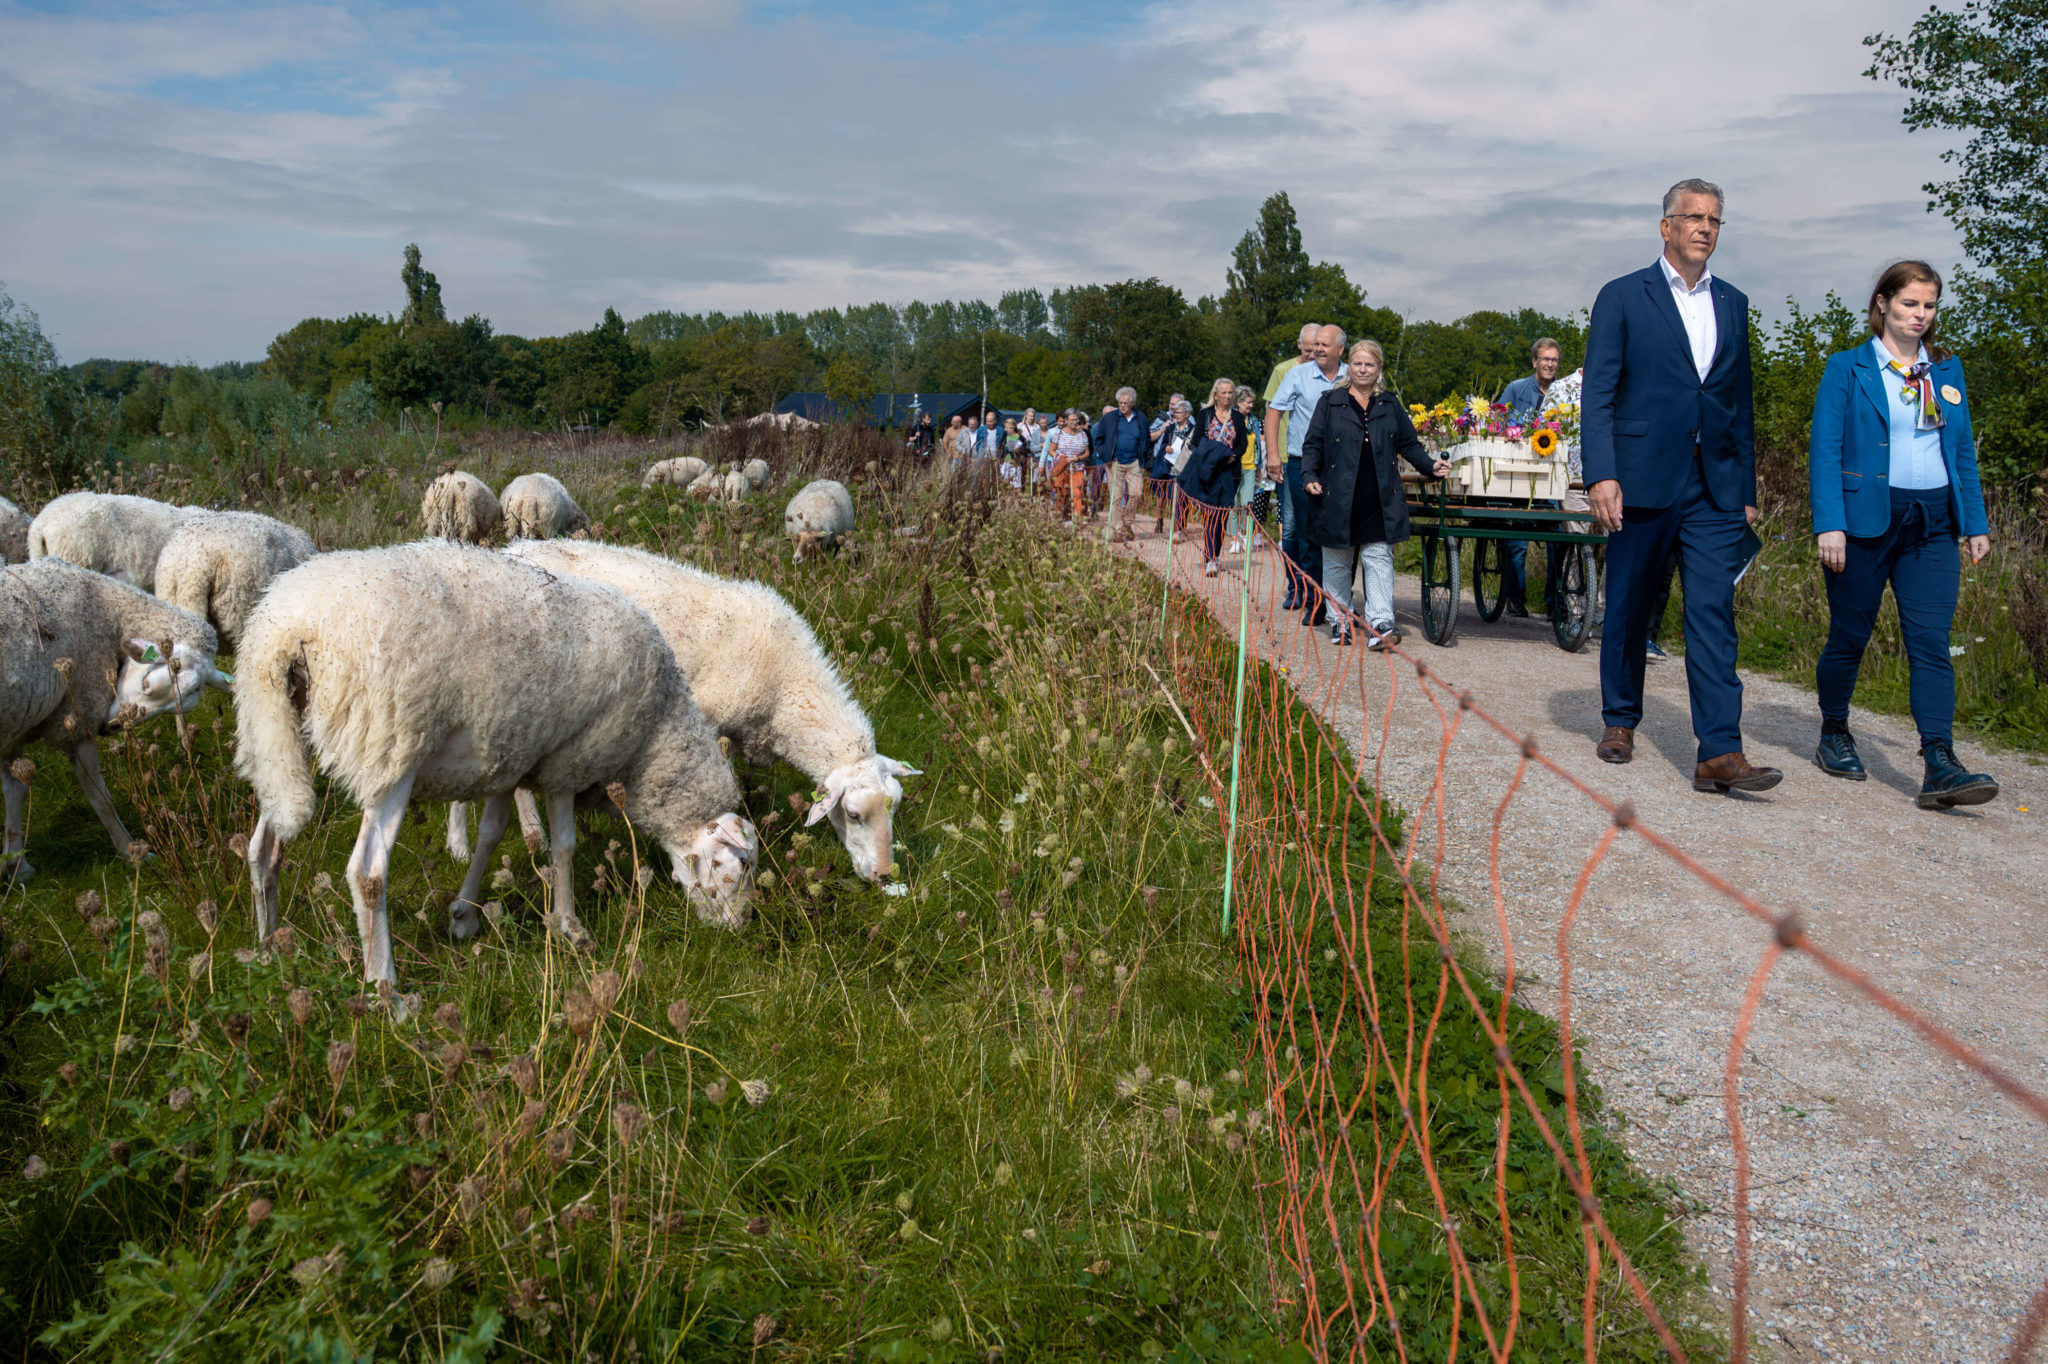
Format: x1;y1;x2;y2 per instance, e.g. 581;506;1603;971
1114;1073;1140;1100
992;1161;1014;1187
291;1250;341;1290
168;1086;193;1111
1224;1070;1242;1085
247;1197;273;1228
490;867;515;892
326;1039;356;1093
58;1062;78;1086
752;1315;778;1347
518;1099;545;1139
898;1217;920;1241
74;890;102;922
22;1155;50;1180
312;871;334;896
666;999;692;1033
508;1054;539;1096
481;900;504;926
544;1127;575;1168
223;1014;251;1048
757;869;777;889
1195;1085;1215;1106
439;1042;469;1081
1324;947;1338;964
1950;644;1967;657
882;881;909;897
1007;1046;1028;1067
930;1316;954;1343
114;1033;137;1055
137;912;170;984
1162;1104;1180;1123
895;1189;915;1214
590;969;623;1015
1012;790;1030;804
1133;1064;1152;1086
705;1079;729;1106
433;1002;462;1035
741;1078;771;1107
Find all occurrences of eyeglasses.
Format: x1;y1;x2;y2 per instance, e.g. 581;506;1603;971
1665;213;1724;230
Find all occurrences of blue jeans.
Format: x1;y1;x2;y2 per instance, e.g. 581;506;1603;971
1817;487;1959;746
1281;457;1321;605
1504;500;1561;609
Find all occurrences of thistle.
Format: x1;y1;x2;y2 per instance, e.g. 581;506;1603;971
665;999;691;1033
247;1198;273;1228
590;969;622;1015
193;900;219;935
434;1002;462;1036
741;1079;770;1107
508;1054;539;1096
137;911;170;985
439;1041;469;1081
611;1101;644;1148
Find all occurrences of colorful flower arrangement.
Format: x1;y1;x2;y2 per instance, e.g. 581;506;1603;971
1407;395;1578;455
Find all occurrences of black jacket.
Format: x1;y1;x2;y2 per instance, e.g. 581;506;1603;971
1174;405;1251;507
1300;388;1438;546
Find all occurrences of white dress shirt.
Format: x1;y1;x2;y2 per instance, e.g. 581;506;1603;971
1657;254;1718;382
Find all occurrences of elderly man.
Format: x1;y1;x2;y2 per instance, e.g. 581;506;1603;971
1582;178;1776;793
972;407;1004;461
1266;324;1347;623
1094;386;1152;542
1498;337;1565;617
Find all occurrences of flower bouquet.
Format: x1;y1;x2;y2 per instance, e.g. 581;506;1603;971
1434;395;1573;500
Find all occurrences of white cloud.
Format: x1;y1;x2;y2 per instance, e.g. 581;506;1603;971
546;0;746;39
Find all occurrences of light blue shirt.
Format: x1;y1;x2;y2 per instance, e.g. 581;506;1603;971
1872;337;1947;491
1270;360;1347;460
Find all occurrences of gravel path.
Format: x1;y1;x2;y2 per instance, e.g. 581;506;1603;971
1120;524;2048;1362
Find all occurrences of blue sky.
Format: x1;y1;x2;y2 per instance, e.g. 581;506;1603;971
1;0;1965;363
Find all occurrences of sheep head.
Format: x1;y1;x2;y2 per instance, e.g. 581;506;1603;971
807;755;920;882
670;812;758;929
108;639;232;729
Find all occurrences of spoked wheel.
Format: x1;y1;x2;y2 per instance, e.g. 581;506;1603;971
1420;532;1460;646
1550;543;1596;652
1471;537;1508;622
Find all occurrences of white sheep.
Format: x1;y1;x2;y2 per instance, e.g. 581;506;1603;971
0;496;29;564
420;471;500;544
152;510;317;654
784;479;855;562
643;456;708;489
501;539;918;882
500;472;589;540
1;559;231;877
742;458;770;490
720;470;749;503
686;469;721;501
235;541;756;994
27;491;200;591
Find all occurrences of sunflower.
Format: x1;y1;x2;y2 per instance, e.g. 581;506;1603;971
1530;428;1559;458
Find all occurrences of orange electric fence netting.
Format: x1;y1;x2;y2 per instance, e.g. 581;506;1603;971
1108;476;2048;1364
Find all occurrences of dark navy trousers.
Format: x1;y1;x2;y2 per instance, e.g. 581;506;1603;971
1280;457;1321;606
1600;457;1749;763
1817;486;1960;746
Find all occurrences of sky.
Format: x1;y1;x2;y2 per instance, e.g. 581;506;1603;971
0;0;1966;365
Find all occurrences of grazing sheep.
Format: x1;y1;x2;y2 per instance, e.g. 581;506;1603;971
235;542;756;994
420;472;500;544
501;539;919;882
0;497;29;564
686;469;721;501
784;479;855;562
1;559;231;878
742;458;770;490
643;456;708;489
720;470;749;503
500;472;589;540
27;491;200;591
152;510;317;653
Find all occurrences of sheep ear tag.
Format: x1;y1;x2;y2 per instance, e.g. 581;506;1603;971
124;639;161;664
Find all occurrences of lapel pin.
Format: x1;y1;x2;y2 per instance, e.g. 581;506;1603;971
1939;384;1962;405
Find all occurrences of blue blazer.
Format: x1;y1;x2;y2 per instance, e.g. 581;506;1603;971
1580;263;1755;512
1807;345;1987;539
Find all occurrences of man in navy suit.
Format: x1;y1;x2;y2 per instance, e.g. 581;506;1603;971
1580;179;1781;793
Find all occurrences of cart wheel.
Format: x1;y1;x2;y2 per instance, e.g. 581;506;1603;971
1471;538;1507;622
1421;533;1460;645
1550;544;1595;652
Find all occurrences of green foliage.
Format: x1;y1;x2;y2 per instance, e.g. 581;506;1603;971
1214;193;1401;386
1061;278;1217;413
1946;262;2048;489
1391;309;1586;409
823;353;878;418
0;289;112;485
543;308;646;426
399;243;447;330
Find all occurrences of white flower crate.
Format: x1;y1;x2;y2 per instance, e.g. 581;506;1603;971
1441;438;1571;501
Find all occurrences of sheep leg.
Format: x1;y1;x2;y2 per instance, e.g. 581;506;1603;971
447;802;471;862
514;787;546;852
345;774;415;990
544;789;594;951
249;813;286;939
69;741;138;859
3;763;33;883
449;793;512;942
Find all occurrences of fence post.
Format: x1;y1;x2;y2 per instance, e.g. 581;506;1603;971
1159;484;1177;640
1221;509;1252;934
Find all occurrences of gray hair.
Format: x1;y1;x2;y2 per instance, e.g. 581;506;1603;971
1297;322;1322;343
1115;386;1138;404
1662;178;1725;217
1530;336;1561;361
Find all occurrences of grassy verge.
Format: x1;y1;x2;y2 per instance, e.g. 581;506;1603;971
0;428;1709;1359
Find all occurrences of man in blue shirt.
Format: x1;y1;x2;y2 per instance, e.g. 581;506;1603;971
1497;337;1564;618
1265;324;1347;623
1094;387;1151;542
972;409;1004;461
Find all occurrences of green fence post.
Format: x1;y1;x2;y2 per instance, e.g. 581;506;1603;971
1220;532;1252;934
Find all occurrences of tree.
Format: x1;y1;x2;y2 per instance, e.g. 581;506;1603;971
1866;0;2048;268
399;244;446;331
1062;279;1216;413
823;353;877;420
0;288;108;483
545;307;648;425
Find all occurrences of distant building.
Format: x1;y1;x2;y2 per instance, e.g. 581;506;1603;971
775;392;1014;429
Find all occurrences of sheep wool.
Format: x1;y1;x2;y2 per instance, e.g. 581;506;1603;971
742;458;770;490
499;472;588;540
26;491;200;591
719;470;749;503
502;539;918;883
784;479;855;562
1;558;229;877
234;541;753;992
643;456;708;489
0;496;29;564
420;472;500;544
152;509;317;653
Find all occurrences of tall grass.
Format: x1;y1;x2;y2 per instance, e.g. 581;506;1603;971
0;427;1709;1359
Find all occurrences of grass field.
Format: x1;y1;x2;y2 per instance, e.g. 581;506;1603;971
0;428;1713;1360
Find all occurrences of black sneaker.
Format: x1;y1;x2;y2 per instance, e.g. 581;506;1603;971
1814;729;1866;780
1302;604;1327;628
1917;740;1998;809
1331;620;1352;646
1504;600;1530;618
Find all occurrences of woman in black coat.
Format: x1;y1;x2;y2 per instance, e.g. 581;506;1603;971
1176;379;1253;576
1302;340;1454;646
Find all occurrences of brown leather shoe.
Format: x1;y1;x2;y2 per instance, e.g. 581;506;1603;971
1595;726;1635;764
1693;752;1784;793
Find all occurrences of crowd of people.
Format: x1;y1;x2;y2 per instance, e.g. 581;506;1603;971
891;177;2000;813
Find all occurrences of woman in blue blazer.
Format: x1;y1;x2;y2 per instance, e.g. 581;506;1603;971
1807;260;1996;808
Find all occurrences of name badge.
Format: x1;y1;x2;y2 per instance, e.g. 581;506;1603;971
1940;384;1962;405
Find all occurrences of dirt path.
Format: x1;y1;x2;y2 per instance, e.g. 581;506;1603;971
1120;523;2048;1362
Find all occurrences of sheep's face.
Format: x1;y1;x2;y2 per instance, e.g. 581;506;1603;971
809;756;921;882
671;813;758;929
108;640;232;728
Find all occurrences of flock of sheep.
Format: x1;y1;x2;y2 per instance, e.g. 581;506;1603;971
0;458;894;1009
